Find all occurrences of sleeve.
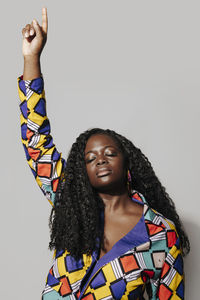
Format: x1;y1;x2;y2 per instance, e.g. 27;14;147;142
150;234;184;299
17;76;66;206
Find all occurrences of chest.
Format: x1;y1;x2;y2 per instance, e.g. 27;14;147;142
99;211;143;259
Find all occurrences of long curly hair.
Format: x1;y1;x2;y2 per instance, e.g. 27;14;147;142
49;128;190;260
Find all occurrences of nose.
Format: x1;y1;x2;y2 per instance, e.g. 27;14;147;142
96;155;107;166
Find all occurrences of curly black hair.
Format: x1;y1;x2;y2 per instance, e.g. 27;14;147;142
49;128;190;260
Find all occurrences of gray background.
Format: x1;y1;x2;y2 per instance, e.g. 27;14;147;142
0;0;199;298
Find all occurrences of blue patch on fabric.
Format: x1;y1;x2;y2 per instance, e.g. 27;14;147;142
55;249;65;258
31;168;37;178
62;158;67;169
175;237;180;249
44;136;54;149
30;167;37;178
52;149;60;161
90;270;106;289
47;272;60;286
30;77;44;94
19;79;26;96
174;254;183;275
176;280;184;298
34;98;46;116
21;123;27;140
38;119;50;135
20;100;27;119
110;278;126;299
65;255;84;272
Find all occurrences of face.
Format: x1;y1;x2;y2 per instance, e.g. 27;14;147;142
84;134;126;192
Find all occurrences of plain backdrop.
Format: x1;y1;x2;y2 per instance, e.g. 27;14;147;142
0;0;199;299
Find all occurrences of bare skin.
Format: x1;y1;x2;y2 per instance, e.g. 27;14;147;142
85;134;143;259
22;7;48;80
21;8;143;260
100;205;143;258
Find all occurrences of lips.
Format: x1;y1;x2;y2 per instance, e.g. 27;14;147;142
96;168;112;177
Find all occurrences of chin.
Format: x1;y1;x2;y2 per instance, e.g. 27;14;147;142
94;178;122;192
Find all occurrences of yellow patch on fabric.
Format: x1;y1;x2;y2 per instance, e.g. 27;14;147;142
57;253;88;284
169;294;182;299
93;284;113;298
170;245;181;259
83;254;93;269
169;273;183;292
69;269;87;283
57;255;67;276
126;277;144;290
102;264;116;282
51;283;62;292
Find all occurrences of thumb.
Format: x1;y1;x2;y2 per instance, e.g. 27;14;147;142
32;19;42;37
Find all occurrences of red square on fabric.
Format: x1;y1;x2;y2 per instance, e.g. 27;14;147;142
143;270;155;279
132;193;143;202
76;291;80;298
37;163;52;177
120;255;139;273
59;277;72;296
27;129;34;139
53;178;59;192
82;293;95;300
157;284;172;299
167;231;177;248
147;224;164;236
161;262;170;278
28;148;41;161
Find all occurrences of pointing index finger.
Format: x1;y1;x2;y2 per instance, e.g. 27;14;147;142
42;7;48;34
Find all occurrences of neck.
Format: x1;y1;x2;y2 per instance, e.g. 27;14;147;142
98;187;131;214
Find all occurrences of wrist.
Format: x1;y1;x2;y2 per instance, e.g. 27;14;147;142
23;54;40;62
23;55;41;81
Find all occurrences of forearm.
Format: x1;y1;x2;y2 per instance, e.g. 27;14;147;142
23;55;41;80
18;76;66;206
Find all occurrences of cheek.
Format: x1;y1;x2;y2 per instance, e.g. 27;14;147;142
86;165;95;184
113;158;125;174
113;159;127;183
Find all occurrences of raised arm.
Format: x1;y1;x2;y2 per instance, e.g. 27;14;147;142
18;8;66;206
22;7;47;80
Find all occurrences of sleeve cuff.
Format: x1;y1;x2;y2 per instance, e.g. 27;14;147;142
18;75;44;98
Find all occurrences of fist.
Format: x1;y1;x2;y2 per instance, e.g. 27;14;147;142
22;7;48;57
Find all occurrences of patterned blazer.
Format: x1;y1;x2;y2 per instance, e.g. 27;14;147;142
18;76;184;300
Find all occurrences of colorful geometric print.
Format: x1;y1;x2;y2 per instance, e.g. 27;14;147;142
18;76;184;299
18;76;65;206
41;207;183;300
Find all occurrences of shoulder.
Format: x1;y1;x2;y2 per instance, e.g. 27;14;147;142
133;191;180;249
146;207;181;251
152;208;177;231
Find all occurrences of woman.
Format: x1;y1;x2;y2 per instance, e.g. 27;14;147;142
18;7;190;299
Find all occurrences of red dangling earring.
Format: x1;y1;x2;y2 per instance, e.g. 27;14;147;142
127;170;132;194
127;170;132;182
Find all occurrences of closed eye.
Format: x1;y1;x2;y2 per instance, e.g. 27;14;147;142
85;157;96;163
106;153;117;157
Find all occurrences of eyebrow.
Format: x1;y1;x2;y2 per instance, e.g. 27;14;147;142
85;145;118;156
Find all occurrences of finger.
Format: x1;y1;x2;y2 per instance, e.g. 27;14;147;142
25;24;31;30
22;28;27;38
42;7;48;34
32;19;42;37
24;24;31;37
30;21;36;36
